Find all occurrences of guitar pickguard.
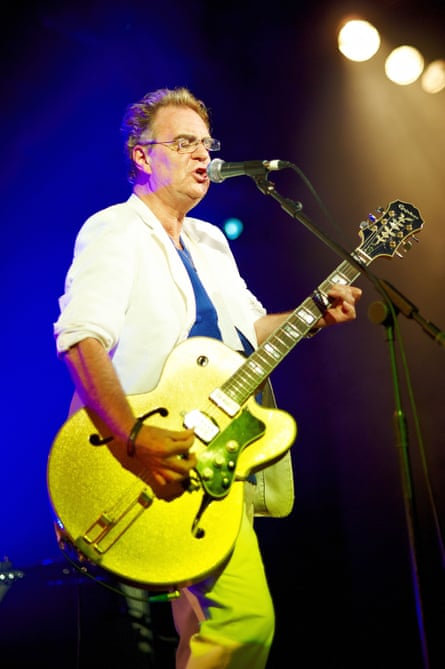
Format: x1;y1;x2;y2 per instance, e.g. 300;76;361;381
196;408;266;498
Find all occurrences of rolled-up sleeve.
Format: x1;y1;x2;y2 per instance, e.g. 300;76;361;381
54;208;137;355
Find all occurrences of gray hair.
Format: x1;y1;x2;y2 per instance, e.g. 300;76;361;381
120;87;211;183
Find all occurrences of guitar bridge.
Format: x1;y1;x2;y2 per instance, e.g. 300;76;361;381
76;488;154;558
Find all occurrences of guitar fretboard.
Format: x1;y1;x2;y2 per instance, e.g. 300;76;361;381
220;254;365;405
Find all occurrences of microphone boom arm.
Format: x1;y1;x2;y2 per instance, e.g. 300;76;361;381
251;172;369;280
250;170;444;348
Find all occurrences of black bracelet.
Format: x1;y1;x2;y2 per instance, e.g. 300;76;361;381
126;408;169;457
127;417;145;457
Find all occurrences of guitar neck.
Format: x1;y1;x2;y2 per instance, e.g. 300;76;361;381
220;253;365;405
212;198;423;411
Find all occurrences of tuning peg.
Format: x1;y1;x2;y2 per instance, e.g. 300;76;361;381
359;220;368;230
412;235;420;243
376;207;385;213
403;240;413;252
395;251;404;258
368;213;377;222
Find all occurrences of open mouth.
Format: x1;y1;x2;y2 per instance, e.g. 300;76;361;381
194;166;209;182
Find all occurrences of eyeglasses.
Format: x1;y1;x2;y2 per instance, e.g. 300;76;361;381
140;136;221;154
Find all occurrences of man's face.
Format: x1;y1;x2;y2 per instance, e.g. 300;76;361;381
143;105;212;210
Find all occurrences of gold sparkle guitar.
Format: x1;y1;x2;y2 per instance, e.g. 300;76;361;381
47;200;423;589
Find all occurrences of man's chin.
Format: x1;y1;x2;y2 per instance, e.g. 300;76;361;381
190;184;209;205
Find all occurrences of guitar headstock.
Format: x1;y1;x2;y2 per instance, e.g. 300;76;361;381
357;200;424;262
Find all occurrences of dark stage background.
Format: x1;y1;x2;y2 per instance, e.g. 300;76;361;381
1;1;444;667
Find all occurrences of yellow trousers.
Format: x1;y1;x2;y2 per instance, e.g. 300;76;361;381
171;484;275;668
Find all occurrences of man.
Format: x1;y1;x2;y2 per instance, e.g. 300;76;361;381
54;87;361;668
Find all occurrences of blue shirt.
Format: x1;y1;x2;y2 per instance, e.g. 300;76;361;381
177;241;257;484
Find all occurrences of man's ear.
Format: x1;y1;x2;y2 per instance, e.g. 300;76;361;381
132;145;152;174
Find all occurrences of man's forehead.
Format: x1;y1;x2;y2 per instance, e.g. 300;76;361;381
153;105;208;135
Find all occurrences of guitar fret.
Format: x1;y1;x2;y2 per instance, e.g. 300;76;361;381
247;358;266;376
256;348;280;368
295;307;319;327
329;270;349;285
286;319;308;335
264;342;281;359
253;356;276;382
223;361;261;393
271;332;296;352
226;376;255;402
337;261;359;282
318;264;359;296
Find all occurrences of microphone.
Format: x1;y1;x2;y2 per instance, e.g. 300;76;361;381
207;158;290;183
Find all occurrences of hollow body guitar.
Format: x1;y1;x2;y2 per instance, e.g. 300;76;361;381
47;200;423;589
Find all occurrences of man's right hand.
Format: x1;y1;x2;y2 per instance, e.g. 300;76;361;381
111;424;197;501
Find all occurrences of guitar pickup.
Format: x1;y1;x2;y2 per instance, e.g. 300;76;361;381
183;409;220;443
209;388;240;417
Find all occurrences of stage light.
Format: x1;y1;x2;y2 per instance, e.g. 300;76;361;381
223;217;244;240
384;46;424;85
421;59;445;93
337;20;381;62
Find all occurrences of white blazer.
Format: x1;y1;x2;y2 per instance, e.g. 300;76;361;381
55;194;266;393
54;193;294;517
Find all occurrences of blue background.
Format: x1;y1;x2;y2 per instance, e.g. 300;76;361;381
1;1;444;666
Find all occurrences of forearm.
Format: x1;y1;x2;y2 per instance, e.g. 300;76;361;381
254;285;362;345
61;337;197;500
254;312;292;345
62;337;135;442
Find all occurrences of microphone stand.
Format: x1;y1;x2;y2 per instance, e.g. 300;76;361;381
250;171;443;669
374;279;445;348
251;171;445;348
368;300;431;669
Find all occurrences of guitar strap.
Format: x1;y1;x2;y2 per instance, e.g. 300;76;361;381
253;379;295;518
232;330;295;517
